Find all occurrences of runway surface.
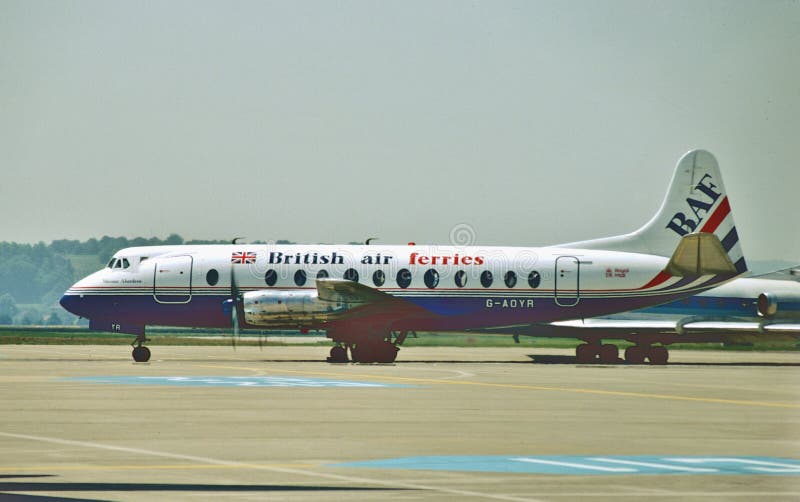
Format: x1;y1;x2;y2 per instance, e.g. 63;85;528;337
1;345;799;501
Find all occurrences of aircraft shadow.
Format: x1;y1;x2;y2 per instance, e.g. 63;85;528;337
0;475;55;480
2;356;798;367
0;494;98;501
0;481;406;493
525;354;800;367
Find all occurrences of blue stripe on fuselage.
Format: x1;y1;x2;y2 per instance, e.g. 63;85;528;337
637;295;756;317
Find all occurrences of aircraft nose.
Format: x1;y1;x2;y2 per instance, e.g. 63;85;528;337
59;293;83;317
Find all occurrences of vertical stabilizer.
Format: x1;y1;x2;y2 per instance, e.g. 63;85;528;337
560;149;747;274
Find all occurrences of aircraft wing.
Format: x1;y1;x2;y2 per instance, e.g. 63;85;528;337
550;318;800;335
477;318;800;341
316;278;397;304
314;278;432;325
753;265;800;281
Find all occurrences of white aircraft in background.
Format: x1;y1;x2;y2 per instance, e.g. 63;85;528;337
489;268;800;363
61;150;749;364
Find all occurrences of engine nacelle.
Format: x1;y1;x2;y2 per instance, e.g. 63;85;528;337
242;289;347;326
757;292;778;318
757;291;800;319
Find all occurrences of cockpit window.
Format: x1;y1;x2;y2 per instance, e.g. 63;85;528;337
108;258;131;269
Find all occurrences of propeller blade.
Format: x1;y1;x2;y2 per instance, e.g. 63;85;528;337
231;306;239;350
230;259;241;350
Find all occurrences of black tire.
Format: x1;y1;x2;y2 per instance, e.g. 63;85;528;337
132;346;151;363
350;343;372;363
599;344;619;364
648;346;669;365
327;346;348;363
575;344;596;364
376;342;399;363
625;346;646;365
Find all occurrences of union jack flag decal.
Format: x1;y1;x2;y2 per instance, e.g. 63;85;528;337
231;251;256;264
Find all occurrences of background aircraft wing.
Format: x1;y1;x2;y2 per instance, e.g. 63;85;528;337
753;265;800;281
476;318;800;341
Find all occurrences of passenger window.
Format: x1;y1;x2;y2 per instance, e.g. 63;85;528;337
396;269;412;289
343;268;359;282
424;269;439;289
527;271;541;288
480;270;493;288
373;270;385;287
294;269;307;287
206;269;219;286
454;270;467;288
265;269;278;286
504;271;517;288
316;270;329;279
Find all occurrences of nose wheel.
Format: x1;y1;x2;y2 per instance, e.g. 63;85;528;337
132;346;151;362
131;333;151;362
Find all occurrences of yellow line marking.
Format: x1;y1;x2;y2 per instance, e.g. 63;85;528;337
197;364;800;409
0;463;315;472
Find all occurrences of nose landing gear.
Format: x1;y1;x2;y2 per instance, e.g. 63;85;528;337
131;333;151;363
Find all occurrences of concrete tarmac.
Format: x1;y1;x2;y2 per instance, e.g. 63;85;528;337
0;344;799;501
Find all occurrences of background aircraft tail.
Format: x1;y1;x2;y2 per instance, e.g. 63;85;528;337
560;149;747;274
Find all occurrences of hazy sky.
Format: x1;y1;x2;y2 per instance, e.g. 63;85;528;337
2;1;798;262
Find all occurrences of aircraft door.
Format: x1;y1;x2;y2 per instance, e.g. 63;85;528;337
555;256;580;307
153;256;193;304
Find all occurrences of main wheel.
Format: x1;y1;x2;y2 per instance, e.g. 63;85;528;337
648;346;669;365
327;346;349;363
575;344;596;364
375;342;399;363
598;344;619;364
624;346;646;365
350;342;376;363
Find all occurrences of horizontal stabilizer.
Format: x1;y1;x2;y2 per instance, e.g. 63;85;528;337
665;233;738;277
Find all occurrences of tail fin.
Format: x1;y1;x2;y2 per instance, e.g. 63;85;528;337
561;149;747;274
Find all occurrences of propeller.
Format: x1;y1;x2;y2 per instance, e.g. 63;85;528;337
230;261;241;349
222;238;245;350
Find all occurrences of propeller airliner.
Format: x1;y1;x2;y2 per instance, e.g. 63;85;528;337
61;150;751;364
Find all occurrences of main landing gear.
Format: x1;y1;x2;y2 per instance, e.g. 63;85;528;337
326;330;410;364
131;333;151;363
575;342;668;365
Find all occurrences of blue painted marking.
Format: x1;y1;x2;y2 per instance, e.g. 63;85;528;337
67;376;413;388
335;456;800;475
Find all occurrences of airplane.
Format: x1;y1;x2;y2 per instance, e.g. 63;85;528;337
488;269;800;363
60;149;750;364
